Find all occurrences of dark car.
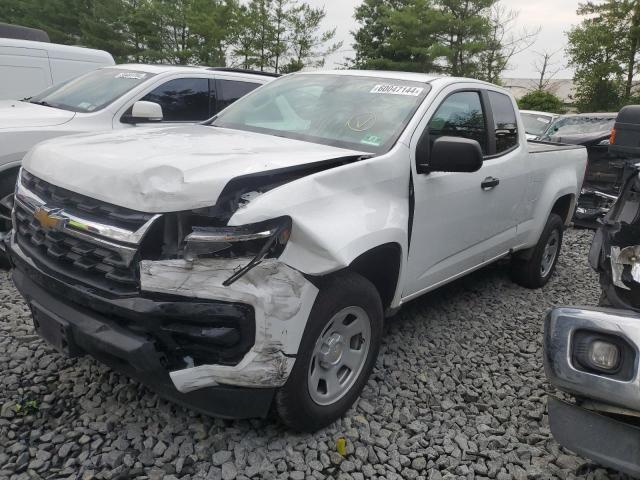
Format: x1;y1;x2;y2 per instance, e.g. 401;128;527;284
541;113;622;228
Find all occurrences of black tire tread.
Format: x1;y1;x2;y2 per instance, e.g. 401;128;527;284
0;169;18;270
510;213;564;289
275;271;383;432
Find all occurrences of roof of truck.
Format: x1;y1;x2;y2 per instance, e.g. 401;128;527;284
300;70;508;91
302;69;442;83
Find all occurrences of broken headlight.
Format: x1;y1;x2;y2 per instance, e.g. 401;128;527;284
183;216;292;285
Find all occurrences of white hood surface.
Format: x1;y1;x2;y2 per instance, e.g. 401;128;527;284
0;100;75;129
23;125;367;213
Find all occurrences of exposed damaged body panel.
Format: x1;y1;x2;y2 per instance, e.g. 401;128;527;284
590;165;640;309
140;258;318;390
201;155;372;223
574;157;627;229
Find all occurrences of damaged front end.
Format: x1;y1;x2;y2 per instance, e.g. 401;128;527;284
9;169;319;418
589;163;640;309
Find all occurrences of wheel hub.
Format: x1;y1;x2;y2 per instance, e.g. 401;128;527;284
541;229;560;277
307;306;372;406
318;333;344;368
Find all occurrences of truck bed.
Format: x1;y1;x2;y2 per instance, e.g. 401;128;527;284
527;140;584;153
528;140;585;154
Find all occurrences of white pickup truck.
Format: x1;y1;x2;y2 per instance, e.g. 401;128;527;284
8;71;587;431
0;64;275;241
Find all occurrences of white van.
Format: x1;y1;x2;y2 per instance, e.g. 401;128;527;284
0;38;115;101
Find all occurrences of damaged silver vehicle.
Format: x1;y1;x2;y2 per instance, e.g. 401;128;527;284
544;107;640;477
7;71;587;431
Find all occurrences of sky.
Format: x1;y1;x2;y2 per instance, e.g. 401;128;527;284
305;0;581;79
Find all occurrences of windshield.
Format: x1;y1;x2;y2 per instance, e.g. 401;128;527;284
211;74;431;153
542;115;615;139
28;68;154;113
520;113;553;136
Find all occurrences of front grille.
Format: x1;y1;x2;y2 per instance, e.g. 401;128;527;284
21;169;154;230
13;172;157;296
14;203;139;295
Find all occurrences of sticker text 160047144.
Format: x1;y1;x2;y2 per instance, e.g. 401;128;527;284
115;72;147;80
370;84;424;96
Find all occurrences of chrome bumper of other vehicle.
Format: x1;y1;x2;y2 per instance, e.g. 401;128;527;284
544;306;640;411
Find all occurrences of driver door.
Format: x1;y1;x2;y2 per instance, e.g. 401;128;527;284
403;87;521;297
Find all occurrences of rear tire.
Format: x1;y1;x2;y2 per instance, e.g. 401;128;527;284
275;272;383;432
510;213;564;289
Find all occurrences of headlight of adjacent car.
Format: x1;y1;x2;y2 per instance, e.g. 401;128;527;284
183;216;292;285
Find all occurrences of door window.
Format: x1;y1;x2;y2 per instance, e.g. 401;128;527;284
488;91;518;153
215;79;260;112
141;78;209;121
428;91;487;154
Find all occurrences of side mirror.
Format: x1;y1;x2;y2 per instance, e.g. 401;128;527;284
122;101;163;124
417;136;483;174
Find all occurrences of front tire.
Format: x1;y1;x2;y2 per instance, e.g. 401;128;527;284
510;213;564;289
0;170;17;269
275;272;383;432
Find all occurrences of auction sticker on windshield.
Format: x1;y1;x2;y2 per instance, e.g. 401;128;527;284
370;84;424;96
115;72;147;80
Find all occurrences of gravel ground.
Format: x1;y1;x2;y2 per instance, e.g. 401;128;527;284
0;229;631;480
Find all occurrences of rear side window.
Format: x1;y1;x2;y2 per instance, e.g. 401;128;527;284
428;91;487;154
141;78;210;121
488;91;518;153
215;79;260;112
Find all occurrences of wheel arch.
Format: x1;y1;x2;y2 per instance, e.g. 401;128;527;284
344;242;403;314
550;193;576;226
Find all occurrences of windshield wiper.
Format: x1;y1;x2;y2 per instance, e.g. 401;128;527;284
30;100;52;107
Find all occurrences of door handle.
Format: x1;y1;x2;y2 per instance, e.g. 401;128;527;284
481;177;500;190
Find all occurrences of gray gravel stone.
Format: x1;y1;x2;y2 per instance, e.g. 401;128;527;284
212;450;233;466
222;461;237;480
0;230;631;479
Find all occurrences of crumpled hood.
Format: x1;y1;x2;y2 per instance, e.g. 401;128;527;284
0;100;75;129
23;125;367;213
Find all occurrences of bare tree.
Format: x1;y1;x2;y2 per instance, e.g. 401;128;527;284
479;3;539;83
532;48;564;91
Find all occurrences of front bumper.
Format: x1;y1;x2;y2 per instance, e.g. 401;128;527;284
13;265;274;419
548;397;640;477
10;238;319;418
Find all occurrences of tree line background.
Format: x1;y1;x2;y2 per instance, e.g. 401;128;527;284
566;0;640;112
1;0;639;112
0;0;341;74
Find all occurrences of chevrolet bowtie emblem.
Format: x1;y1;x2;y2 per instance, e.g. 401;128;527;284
33;207;66;231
